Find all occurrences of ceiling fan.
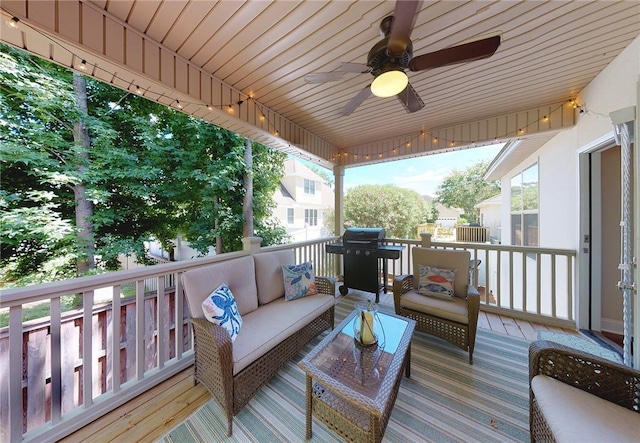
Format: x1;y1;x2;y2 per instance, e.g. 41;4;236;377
304;0;502;116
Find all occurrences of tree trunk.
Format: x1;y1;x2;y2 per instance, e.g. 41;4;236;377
242;138;254;237
215;196;223;254
72;73;95;274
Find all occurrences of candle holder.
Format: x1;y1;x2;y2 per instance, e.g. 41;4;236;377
353;301;384;348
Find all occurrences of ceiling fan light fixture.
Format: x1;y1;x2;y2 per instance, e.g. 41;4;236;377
371;70;408;97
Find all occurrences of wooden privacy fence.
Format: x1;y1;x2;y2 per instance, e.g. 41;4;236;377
0;289;190;437
455;226;490;243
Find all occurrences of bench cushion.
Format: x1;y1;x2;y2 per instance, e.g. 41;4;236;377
399;289;469;324
532;375;640;443
182;255;259;318
231;294;334;374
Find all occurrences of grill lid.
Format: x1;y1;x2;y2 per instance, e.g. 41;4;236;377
342;227;386;247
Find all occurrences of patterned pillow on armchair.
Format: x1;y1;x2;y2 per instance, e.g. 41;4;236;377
417;264;456;300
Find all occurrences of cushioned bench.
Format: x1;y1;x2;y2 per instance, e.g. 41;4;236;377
182;249;335;436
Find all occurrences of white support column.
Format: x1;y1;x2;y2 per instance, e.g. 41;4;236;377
333;165;345;276
333;165;345;236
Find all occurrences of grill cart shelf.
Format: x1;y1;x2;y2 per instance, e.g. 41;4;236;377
326;227;404;303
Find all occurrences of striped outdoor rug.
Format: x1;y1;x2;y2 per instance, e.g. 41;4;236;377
158;296;531;442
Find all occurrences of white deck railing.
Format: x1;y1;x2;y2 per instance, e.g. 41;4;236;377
385;237;576;326
0;235;575;443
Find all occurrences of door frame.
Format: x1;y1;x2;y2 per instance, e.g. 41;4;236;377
577;133;616;332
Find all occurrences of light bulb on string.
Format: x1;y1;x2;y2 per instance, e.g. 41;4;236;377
7;17;19;28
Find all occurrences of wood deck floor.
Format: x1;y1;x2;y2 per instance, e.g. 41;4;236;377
60;302;577;443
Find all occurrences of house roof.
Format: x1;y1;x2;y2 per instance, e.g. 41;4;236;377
2;1;639;170
475;194;502;209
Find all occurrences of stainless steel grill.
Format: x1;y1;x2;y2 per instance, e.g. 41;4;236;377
326;227;404;302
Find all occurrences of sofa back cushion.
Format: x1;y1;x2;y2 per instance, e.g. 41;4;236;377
412;247;470;298
254;249;295;305
182;255;259;318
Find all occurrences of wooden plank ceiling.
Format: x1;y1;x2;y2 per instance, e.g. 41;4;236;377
1;0;639;169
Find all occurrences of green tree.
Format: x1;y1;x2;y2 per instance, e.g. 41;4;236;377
0;44;287;286
343;184;427;239
435;161;500;223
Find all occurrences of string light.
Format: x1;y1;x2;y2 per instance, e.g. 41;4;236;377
6;13;577;169
7;16;19;28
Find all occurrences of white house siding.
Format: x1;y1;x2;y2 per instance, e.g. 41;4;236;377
494;36;639;336
274;159;334;242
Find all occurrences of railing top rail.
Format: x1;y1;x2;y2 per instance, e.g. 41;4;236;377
0;236;342;308
385;238;576;256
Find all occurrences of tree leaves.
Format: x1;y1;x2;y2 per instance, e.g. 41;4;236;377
435;161;500;223
344;184;428;239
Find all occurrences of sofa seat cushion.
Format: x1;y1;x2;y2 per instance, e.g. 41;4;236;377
399;289;468;324
231;294;335;375
532;375;640;443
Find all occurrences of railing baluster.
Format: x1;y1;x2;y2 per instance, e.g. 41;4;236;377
82;290;94;407
136;280;145;380
551;254;557;319
157;275;165;369
9;306;23;443
175;273;184;358
112;285;121;393
50;297;62;424
536;252;542;315
496;250;502;306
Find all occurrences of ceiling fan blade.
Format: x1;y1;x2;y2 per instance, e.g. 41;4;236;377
340;85;372;116
340;62;371;73
408;34;501;72
304;72;344;84
387;0;421;57
396;82;424;113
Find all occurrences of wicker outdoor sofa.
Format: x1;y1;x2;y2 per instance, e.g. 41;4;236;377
182;249;335;436
529;340;640;442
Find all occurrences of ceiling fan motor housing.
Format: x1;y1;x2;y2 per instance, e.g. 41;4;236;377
367;38;413;76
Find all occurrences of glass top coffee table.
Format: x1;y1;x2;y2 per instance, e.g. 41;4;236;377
298;308;415;442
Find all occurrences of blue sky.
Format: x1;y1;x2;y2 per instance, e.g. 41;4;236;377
342;143;505;197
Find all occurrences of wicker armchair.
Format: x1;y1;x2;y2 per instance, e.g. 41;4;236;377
529;340;640;442
393;247;479;364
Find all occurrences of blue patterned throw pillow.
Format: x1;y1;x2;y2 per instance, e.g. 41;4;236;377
282;262;318;301
417;264;456;300
201;283;242;341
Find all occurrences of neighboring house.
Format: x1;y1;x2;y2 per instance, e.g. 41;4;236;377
475;194;501;243
484;37;638;336
273;158;334;242
433;202;463;228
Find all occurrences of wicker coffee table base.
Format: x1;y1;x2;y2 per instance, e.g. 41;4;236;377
304;347;411;443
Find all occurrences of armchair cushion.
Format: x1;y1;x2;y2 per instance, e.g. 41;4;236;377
531;374;640;443
417;264;456;300
399;289;469;324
